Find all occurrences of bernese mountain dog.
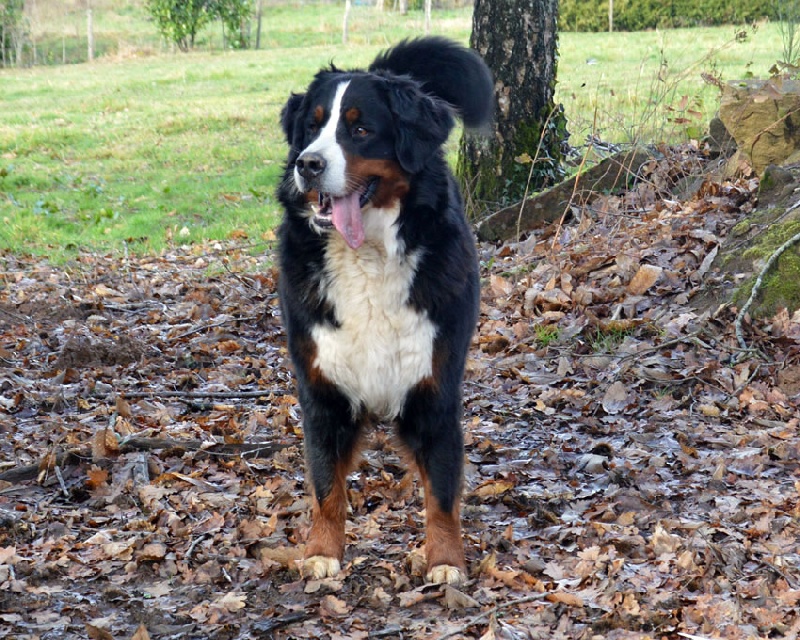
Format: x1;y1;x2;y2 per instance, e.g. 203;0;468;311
277;37;493;586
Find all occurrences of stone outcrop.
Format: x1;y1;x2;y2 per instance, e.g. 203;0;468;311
718;78;800;175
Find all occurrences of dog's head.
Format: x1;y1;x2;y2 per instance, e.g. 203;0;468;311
280;69;455;249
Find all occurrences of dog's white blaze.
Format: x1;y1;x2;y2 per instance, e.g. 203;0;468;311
294;80;350;195
312;204;436;420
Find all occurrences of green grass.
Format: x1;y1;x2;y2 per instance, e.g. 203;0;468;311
556;23;779;144
0;2;783;257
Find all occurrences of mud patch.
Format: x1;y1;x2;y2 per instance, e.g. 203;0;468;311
54;335;148;369
0;301;88;331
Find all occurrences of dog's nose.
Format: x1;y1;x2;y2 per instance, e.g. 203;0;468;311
296;153;326;180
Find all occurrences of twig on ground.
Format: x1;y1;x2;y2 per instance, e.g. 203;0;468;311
438;593;550;640
0;306;30;324
515;106;558;242
0;438;292;484
186;533;211;562
734;230;800;354
174;317;257;339
130;452;150;489
549;109;597;255
729;363;761;400
54;465;69;498
119;387;284;399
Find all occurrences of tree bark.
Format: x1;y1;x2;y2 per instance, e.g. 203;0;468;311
424;0;431;33
255;0;263;49
87;6;94;62
343;0;351;44
458;0;568;220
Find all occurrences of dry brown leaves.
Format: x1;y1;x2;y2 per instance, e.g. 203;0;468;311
1;144;799;639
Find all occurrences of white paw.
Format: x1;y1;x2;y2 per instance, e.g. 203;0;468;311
426;564;466;586
303;555;341;579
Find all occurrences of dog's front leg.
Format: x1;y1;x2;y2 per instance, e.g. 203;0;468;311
300;393;361;579
303;462;349;579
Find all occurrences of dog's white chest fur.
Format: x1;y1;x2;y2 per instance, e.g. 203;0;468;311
312;206;436;419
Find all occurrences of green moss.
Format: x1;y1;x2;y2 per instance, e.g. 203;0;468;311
731;220;751;236
735;218;800;315
759;170;775;193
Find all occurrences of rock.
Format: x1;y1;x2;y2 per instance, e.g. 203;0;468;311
759;164;797;205
691;163;800;317
706;115;736;157
718;78;800;174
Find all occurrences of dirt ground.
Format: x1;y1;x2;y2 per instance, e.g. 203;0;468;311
1;145;800;639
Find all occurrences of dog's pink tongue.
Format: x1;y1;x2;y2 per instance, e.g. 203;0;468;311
331;192;365;250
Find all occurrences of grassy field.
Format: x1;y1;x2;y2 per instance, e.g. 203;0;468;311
0;2;783;256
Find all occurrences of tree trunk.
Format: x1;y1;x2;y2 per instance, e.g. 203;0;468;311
458;0;568;220
343;0;351;44
424;0;431;33
255;0;263;49
87;6;94;62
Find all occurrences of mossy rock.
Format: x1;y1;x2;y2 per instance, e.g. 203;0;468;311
734;219;800;316
698;164;800;317
719;79;800;175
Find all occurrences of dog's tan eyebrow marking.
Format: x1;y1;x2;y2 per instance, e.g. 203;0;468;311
345;107;361;125
313;105;325;124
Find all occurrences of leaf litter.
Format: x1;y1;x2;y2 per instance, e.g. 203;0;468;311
1;143;800;639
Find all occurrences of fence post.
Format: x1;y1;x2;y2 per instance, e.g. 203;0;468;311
87;7;94;62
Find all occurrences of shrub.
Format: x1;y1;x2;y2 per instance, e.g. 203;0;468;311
560;0;779;32
145;0;253;51
0;0;24;67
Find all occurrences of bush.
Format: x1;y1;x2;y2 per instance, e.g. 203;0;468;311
0;0;24;67
145;0;252;51
560;0;779;32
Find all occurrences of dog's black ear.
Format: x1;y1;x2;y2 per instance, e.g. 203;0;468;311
386;81;455;175
280;93;305;145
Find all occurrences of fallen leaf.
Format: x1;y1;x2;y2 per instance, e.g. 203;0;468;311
546;591;584;607
319;594;350;618
138;543;167;562
130;624;151;640
85;465;109;490
472;479;515;498
651;523;682;556
86;624;114;640
627;264;663;295
602;381;630;414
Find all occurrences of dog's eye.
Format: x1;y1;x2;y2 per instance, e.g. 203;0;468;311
353;126;369;138
308;122;319;135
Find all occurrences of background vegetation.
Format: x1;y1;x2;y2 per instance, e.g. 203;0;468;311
560;0;779;32
0;0;785;257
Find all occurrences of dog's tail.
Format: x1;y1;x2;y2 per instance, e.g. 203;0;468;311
369;36;493;129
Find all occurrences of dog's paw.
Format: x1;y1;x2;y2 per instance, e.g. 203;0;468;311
303;555;341;579
426;564;466;586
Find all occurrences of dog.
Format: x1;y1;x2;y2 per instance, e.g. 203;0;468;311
277;37;493;586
